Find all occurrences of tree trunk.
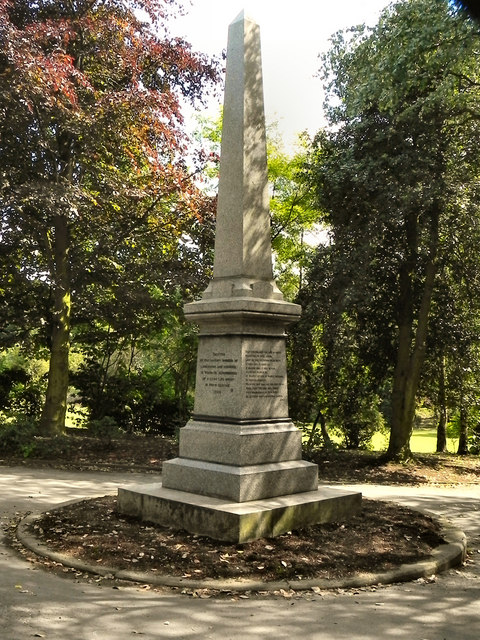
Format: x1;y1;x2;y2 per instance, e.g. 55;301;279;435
436;355;447;453
39;213;71;435
387;211;416;460
387;210;438;461
306;409;332;452
457;395;469;456
388;285;415;459
318;410;333;449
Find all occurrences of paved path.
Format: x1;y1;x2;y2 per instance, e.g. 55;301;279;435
1;466;479;640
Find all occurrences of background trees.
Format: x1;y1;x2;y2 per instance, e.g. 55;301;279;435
301;0;480;458
2;0;480;459
0;0;219;434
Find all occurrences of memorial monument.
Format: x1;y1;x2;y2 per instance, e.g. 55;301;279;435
118;11;361;542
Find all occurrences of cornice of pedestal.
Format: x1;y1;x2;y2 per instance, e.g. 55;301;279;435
184;275;301;328
184;296;300;316
184;295;301;333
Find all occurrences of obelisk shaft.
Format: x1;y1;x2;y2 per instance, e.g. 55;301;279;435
213;11;272;282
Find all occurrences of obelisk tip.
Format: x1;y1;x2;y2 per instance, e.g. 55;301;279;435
231;9;257;25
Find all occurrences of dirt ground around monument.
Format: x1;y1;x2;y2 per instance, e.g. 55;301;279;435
22;496;444;583
3;433;479;585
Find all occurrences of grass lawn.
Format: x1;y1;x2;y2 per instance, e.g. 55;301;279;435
371;429;459;453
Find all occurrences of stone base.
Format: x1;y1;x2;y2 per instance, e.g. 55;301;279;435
178;419;302;466
117;483;362;543
162;457;318;502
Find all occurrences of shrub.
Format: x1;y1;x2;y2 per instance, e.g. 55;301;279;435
87;416;122;445
72;363;189;436
0;415;38;457
0;365;43;417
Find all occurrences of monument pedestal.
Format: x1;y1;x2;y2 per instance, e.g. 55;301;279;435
117;293;362;541
117;11;361;542
160;296;320;503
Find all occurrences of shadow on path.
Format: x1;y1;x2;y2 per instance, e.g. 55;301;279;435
0;467;479;640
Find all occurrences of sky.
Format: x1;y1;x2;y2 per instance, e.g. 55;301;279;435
172;0;392;150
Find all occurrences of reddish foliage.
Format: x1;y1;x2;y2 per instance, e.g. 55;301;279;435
0;1;221;434
1;0;221;206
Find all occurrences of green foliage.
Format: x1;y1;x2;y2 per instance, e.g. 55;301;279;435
86;416;122;445
268;128;322;300
0;0;220;434
469;424;480;455
71;312;197;436
303;0;480;457
326;368;386;450
0;415;38;457
73;363;182;436
289;292;386;450
192;110;222;193
0;350;45;418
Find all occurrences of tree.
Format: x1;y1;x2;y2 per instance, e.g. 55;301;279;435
420;226;480;454
289;240;387;450
268;129;321;301
0;0;220;434
307;0;480;459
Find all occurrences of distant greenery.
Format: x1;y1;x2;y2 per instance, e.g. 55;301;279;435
2;0;480;462
291;0;480;459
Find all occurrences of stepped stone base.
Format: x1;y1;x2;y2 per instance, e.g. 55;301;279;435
162;457;318;502
117;483;362;543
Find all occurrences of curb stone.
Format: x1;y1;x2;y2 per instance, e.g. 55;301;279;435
15;499;467;594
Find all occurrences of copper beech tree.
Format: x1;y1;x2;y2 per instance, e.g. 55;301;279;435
0;0;220;434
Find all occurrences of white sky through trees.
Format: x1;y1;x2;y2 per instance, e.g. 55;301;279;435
173;0;391;150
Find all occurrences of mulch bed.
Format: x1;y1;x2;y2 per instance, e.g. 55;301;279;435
27;496;445;582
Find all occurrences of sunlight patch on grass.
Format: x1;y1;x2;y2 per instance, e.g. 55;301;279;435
371;428;458;453
302;420;459;454
410;428;458;454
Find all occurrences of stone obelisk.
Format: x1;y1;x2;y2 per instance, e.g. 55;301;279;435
118;11;361;542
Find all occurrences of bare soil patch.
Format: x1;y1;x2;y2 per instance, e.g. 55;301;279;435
26;496;444;582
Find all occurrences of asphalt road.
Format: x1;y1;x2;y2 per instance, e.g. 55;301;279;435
1;465;479;640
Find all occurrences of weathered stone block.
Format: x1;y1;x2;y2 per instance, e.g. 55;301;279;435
117;483;363;543
162;458;319;502
178;419;302;466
